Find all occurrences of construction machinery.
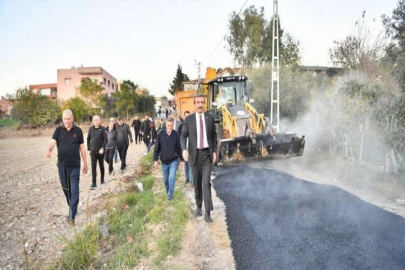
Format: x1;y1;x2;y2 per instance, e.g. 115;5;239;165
199;71;305;166
175;1;304;165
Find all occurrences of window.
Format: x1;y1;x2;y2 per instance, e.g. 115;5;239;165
65;78;71;85
112;83;115;90
103;77;106;84
214;81;244;106
108;80;110;87
39;88;51;96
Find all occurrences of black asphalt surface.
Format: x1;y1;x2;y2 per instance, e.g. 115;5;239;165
213;166;405;270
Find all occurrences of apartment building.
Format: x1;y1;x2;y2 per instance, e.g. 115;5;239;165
57;66;117;101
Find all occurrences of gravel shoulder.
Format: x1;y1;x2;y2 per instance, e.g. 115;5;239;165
162;169;236;270
0;135;146;269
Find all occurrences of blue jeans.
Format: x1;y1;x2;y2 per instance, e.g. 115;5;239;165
161;159;179;200
114;148;118;163
147;139;155;153
57;163;80;220
184;161;193;183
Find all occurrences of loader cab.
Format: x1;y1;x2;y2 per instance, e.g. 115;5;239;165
204;76;249;119
208;75;248;103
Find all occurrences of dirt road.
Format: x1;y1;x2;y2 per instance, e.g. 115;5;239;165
0;135;146;269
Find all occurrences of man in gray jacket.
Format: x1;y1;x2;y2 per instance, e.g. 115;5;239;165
115;116;133;171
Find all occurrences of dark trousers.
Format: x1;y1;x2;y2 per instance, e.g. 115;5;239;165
144;135;150;148
117;142;129;169
134;129;140;144
57;163;80;220
90;152;104;185
105;148;115;172
192;149;214;212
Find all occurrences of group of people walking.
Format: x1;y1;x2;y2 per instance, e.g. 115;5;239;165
46;94;217;226
87;116;133;189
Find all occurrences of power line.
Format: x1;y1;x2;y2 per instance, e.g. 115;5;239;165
203;0;248;62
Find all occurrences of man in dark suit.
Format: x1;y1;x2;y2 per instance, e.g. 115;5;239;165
181;94;217;223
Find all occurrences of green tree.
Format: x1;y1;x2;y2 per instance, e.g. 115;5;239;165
380;0;405;152
134;95;156;115
78;78;104;108
227;5;301;69
168;64;189;96
328;15;385;73
114;80;138;120
101;94;118;117
383;0;405;92
250;64;316;121
11;87;60;125
62;97;89;123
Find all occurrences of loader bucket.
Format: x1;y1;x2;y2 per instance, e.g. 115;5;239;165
217;133;305;166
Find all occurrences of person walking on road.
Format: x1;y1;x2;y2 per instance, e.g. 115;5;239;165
154;117;183;201
45;109;88;226
142;115;151;149
131;116;141;144
115;116;133;172
139;119;144;143
181;94;217;223
182;111;194;186
87;115;107;189
105;118;118;175
170;112;182;134
147;119;158;153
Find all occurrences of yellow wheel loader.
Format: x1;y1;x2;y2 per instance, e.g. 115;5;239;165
200;73;305;166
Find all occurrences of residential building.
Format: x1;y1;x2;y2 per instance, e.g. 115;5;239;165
182;67;246;91
0;97;12;116
299;66;345;77
182;79;201;91
136;87;149;96
217;67;246;77
57;66;117;101
155;96;169;108
29;83;57;99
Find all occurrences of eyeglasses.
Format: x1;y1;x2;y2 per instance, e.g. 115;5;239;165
109;120;115;122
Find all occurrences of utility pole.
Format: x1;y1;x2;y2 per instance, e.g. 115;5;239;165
270;0;280;132
195;60;202;91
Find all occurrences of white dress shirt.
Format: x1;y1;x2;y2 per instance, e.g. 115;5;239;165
195;112;209;149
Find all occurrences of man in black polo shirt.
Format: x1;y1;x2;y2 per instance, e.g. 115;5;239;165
45;109;88;225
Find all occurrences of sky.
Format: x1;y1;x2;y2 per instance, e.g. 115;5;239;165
0;0;399;98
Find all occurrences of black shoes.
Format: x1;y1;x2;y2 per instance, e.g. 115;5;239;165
90;184;97;190
195;207;202;217
205;211;213;223
65;215;75;226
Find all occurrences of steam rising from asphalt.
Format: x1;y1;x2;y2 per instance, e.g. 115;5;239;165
212;70;405;268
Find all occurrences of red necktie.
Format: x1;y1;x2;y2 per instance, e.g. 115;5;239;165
199;115;204;149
